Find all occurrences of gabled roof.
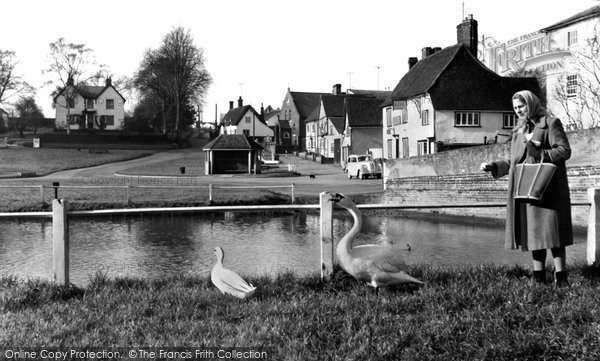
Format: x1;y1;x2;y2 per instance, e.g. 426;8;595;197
53;83;126;103
289;91;329;119
305;104;321;123
383;44;540;111
329;116;345;134
345;98;384;127
203;134;263;151
541;5;600;32
220;105;264;126
347;89;392;99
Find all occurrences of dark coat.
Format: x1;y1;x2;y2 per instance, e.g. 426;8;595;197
492;116;573;251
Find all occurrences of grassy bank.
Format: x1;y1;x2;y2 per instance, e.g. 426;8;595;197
0;148;154;176
2;264;600;360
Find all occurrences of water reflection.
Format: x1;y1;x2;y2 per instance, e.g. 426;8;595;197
0;212;587;286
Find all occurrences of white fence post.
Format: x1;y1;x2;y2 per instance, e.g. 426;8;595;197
291;183;295;204
209;184;213;203
52;199;69;286
587;188;600;265
320;192;334;280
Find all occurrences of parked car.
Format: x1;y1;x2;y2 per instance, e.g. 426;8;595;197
344;154;382;179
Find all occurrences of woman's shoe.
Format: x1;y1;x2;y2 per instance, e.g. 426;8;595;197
555;271;569;287
533;270;547;284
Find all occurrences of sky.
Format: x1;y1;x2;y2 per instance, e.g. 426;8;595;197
1;0;598;120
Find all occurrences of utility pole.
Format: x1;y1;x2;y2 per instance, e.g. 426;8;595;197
347;71;354;89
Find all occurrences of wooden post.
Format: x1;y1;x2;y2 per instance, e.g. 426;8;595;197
52;199;69;285
320;192;334;280
587;188;600;265
291;183;295;204
126;185;131;204
209;184;213;203
39;185;44;204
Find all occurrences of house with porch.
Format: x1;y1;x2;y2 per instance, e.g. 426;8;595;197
53;77;126;131
382;35;540;159
219;97;273;144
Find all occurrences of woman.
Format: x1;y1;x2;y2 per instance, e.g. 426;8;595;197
481;90;573;286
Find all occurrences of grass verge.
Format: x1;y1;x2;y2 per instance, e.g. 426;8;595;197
2;264;600;360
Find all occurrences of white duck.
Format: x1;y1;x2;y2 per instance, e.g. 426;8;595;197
211;246;257;299
331;193;423;290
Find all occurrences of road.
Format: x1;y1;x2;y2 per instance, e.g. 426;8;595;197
34;151;385;198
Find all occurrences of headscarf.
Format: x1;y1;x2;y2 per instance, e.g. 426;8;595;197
512;90;546;131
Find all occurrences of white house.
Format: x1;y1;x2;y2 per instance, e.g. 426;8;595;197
219;97;274;143
480;5;600;129
53;77;126;131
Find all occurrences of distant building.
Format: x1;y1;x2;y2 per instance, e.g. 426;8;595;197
479;5;600;130
382;16;540;159
342;97;385;163
53;77;126;131
219;97;274;144
0;108;8;130
279;89;329;151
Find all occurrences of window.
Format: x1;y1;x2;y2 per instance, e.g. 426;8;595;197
392;116;401;125
402;137;409;158
105;115;114;126
455;112;480;127
417;140;428;156
67;98;75;109
86;99;94;109
386;108;392;127
401;110;408;124
567;74;579;98
503;113;518;128
568;31;578;46
105;99;114;109
243;129;250;136
421;110;429;126
245;116;251;123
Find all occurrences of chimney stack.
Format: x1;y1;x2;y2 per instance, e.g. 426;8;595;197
332;83;342;95
408;57;418;70
457;14;478;57
238;96;243;107
229;101;234;110
105;77;112;86
421;47;434;59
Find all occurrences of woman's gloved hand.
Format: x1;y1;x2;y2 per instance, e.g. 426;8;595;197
526;140;542;159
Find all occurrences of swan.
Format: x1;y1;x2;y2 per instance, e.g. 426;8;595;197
331;193;423;290
211;246;257;299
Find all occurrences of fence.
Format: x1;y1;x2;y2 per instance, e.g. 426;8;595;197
0;183;297;205
32;188;596;285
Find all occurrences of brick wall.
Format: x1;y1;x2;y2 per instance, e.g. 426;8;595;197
383;127;600;228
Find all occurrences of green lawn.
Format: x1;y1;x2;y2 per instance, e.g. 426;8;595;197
0;148;154;175
2;264;600;360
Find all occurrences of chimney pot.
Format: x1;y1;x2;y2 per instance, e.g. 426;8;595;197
229;101;234;110
408;57;419;70
238;96;243;107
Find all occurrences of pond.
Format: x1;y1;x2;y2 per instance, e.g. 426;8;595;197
0;212;587;285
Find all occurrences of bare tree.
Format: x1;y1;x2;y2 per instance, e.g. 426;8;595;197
44;38;97;134
134;27;212;135
0;50;34;108
553;21;600;130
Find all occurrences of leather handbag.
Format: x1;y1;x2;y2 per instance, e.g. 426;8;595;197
514;150;557;201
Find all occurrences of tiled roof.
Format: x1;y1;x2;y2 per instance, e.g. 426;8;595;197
541;5;600;32
383;44;540;111
290;91;329;119
345;98;384;127
221;105;264;126
329;116;345;134
347;89;392;99
53;83;126;102
305;104;321;123
202;134;263;151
